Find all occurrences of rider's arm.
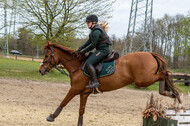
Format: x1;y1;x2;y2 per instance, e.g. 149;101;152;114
78;39;91;52
81;30;101;54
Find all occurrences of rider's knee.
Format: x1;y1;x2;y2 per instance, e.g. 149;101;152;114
85;62;92;69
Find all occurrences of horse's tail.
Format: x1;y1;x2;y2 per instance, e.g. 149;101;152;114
150;52;167;72
150;52;181;103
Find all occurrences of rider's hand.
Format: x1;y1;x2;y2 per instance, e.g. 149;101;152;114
77;48;82;52
72;51;84;61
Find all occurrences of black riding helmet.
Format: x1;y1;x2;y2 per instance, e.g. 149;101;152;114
86;14;98;23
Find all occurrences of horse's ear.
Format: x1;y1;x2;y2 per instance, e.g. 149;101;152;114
47;40;51;46
44;41;51;49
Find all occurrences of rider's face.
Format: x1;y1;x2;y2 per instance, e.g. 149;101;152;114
86;21;92;28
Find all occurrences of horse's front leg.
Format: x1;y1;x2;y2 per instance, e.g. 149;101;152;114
47;88;79;122
77;93;90;126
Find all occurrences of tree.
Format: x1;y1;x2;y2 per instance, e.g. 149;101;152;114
17;0;115;41
175;16;190;68
111;34;116;50
17;28;34;55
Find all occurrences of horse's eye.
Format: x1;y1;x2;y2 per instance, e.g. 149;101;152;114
45;55;48;58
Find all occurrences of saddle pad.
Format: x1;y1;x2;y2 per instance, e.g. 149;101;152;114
83;60;116;78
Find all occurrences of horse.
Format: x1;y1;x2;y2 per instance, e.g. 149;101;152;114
39;42;181;126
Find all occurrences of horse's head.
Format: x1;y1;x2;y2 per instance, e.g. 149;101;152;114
39;42;60;75
39;41;86;75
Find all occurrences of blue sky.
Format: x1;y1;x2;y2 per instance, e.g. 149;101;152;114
108;0;190;38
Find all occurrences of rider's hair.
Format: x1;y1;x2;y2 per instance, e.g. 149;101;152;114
99;21;109;32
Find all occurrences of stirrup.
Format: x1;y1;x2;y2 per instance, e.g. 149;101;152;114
86;82;100;89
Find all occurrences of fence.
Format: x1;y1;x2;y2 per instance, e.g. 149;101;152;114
166;109;190;126
172;73;190;86
0;54;43;62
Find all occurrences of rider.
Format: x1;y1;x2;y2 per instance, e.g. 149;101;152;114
77;14;112;89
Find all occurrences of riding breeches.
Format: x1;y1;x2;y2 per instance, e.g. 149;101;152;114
85;50;109;68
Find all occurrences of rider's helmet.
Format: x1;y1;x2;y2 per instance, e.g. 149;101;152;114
86;14;98;23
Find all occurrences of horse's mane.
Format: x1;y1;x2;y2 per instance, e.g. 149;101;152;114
44;43;75;55
44;43;84;61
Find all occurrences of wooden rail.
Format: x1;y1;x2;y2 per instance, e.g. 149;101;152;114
172;73;190;86
166;109;190;125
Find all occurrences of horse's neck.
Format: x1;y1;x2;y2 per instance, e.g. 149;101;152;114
59;52;81;74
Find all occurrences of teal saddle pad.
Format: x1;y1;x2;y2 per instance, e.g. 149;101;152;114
83;60;116;78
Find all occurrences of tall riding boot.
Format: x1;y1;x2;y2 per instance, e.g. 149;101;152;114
86;65;100;89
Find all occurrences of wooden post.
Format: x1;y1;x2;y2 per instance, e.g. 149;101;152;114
173;74;190;86
184;75;190;86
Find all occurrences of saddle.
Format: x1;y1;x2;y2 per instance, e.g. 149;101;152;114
86;50;119;73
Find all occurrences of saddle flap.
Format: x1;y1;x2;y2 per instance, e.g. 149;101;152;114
95;51;119;73
95;63;103;73
83;60;116;78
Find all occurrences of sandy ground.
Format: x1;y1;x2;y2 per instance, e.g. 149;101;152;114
0;78;190;126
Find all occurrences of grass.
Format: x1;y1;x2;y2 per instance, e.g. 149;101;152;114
170;69;190;74
126;82;190;93
126;82;159;91
0;57;70;83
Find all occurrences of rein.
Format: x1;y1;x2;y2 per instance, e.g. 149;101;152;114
41;45;82;76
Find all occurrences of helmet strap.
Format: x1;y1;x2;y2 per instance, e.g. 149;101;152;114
90;22;97;29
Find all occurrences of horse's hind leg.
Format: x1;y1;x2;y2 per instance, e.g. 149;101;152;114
159;71;182;104
159;80;173;97
158;71;173;97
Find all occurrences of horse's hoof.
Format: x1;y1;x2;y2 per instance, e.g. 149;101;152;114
46;115;54;122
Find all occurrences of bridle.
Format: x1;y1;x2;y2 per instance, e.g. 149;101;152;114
41;45;70;76
41;45;82;76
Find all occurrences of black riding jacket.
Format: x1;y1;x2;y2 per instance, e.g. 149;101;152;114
79;24;112;54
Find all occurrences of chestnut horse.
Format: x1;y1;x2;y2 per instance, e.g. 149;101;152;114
39;42;181;126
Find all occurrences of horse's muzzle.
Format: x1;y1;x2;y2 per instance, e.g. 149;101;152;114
39;69;46;75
